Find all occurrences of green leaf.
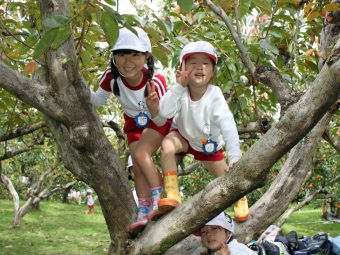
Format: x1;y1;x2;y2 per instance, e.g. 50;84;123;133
99;11;119;46
104;0;116;6
253;0;272;13
44;15;69;30
152;44;170;67
177;0;194;13
33;29;57;59
50;26;71;49
152;14;171;37
259;39;279;55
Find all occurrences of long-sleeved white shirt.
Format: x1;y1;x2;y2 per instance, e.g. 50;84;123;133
158;83;242;164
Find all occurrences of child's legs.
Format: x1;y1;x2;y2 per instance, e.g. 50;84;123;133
160;131;188;173
129;141;151;198
202;160;228;178
133;128;163;187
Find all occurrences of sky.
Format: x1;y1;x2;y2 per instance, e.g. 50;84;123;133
117;0;161;15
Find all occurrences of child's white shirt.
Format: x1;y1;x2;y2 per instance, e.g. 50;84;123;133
228;239;257;255
87;195;94;206
158;83;242;164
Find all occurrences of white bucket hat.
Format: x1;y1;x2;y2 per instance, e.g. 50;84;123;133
86;189;93;193
112;27;151;53
180;41;217;64
204;212;234;233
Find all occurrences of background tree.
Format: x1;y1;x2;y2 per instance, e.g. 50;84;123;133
0;0;339;254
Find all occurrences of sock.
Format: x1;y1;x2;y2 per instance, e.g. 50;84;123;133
150;186;164;211
136;197;151;222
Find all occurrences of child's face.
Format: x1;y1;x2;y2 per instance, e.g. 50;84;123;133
113;52;147;83
184;54;214;88
200;225;230;251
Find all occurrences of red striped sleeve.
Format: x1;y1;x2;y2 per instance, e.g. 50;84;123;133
99;69;113;92
153;74;167;99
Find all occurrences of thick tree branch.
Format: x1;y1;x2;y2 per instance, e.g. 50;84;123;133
0;62;64;121
255;66;302;113
0;121;46;142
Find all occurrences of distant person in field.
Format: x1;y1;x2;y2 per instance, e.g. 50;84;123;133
85;189;95;215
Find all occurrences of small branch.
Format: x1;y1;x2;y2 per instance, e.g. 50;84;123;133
0;121;46;142
104;120;125;141
322;129;340;153
234;0;241;37
204;0;255;76
255;66;302;114
0;136;44;161
237;117;271;134
178;162;202;176
0;19;33;49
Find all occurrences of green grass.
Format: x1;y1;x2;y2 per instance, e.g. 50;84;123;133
0;200;109;255
0;200;339;255
279;204;340;237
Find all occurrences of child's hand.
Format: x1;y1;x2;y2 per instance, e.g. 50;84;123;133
176;61;189;87
146;82;159;118
216;242;231;255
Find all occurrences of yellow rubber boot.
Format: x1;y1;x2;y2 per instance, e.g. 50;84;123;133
158;172;181;213
233;196;249;222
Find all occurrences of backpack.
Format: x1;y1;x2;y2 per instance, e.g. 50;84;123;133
293;232;332;255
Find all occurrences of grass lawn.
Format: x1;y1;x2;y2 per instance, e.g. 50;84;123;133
0;200;109;255
279;204;340;237
0;200;339;255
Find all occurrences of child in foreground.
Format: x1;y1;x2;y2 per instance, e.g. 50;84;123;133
147;41;242;213
198;212;256;255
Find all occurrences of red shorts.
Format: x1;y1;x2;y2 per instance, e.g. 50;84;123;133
88;205;94;209
172;129;224;161
124;114;172;144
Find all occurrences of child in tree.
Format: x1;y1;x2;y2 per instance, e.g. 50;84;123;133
85;189;95;215
198;212;256;255
147;41;242;213
90;27;171;235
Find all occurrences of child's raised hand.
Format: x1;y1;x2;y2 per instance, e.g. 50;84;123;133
176;61;189;87
146;82;159;118
216;242;231;255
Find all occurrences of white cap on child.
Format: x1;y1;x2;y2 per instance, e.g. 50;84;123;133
180;41;217;64
205;212;234;233
112;27;152;53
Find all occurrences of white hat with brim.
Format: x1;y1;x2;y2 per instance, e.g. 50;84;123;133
180;41;217;64
112;27;151;53
195;212;234;236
